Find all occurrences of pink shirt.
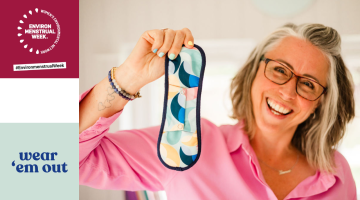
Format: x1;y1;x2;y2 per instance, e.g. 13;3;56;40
79;86;357;200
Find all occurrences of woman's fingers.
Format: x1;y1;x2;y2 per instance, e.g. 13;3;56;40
182;27;194;48
146;28;194;60
146;29;164;54
168;30;186;60
167;28;194;60
156;29;176;58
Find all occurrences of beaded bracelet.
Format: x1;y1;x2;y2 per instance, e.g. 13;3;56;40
108;67;141;101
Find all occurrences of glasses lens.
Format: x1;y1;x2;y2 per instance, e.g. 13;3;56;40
297;77;324;100
265;60;292;83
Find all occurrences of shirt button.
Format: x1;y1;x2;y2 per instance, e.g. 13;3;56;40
177;124;184;129
94;124;102;129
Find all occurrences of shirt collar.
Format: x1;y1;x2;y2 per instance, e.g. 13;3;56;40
227;119;254;154
228;120;344;198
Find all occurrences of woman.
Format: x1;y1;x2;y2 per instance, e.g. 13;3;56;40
79;23;357;200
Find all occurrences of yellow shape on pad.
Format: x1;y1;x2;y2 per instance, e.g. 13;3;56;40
169;75;180;87
160;143;180;167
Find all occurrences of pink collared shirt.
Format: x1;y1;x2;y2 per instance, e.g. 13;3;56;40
79;86;357;200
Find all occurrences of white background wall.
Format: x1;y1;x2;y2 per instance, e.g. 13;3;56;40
80;0;360;199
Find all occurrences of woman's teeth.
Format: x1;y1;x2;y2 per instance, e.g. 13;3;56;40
267;98;292;115
271;109;281;115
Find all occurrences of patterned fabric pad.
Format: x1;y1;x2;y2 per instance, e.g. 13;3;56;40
158;45;206;171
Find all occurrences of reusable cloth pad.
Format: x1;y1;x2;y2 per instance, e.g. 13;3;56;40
157;44;206;171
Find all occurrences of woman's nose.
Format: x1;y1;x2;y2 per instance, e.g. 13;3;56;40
279;77;297;100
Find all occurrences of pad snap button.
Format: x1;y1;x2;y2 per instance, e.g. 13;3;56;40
180;89;185;95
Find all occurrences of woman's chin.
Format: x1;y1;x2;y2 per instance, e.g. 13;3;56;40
255;105;292;132
256;118;283;132
256;108;298;134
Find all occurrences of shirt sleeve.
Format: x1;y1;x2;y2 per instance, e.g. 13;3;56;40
79;85;178;191
334;150;357;200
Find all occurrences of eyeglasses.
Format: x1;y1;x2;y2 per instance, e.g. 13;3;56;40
260;56;327;101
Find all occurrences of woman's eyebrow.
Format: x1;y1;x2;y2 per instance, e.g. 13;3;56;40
276;58;320;83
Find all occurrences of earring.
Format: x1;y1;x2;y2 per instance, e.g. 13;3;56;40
312;112;316;119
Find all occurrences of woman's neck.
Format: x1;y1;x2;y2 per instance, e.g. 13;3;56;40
249;125;299;163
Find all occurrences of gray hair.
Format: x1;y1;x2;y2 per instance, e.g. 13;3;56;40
229;23;355;173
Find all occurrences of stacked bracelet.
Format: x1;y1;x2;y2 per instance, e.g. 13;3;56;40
108;67;141;101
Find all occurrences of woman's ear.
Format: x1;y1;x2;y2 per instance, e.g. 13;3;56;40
317;99;322;108
312;100;321;114
315;96;324;108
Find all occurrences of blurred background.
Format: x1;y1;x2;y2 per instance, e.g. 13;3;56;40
80;0;360;199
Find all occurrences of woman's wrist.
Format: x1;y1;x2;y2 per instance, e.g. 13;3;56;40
114;64;144;95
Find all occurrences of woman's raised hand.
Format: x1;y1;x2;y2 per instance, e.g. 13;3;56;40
80;28;194;133
115;28;194;94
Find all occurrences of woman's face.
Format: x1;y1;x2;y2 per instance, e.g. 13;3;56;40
251;36;328;133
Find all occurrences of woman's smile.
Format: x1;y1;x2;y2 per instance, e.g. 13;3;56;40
265;97;293;118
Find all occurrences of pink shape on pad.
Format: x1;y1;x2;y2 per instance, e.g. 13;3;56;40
182;87;198;101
